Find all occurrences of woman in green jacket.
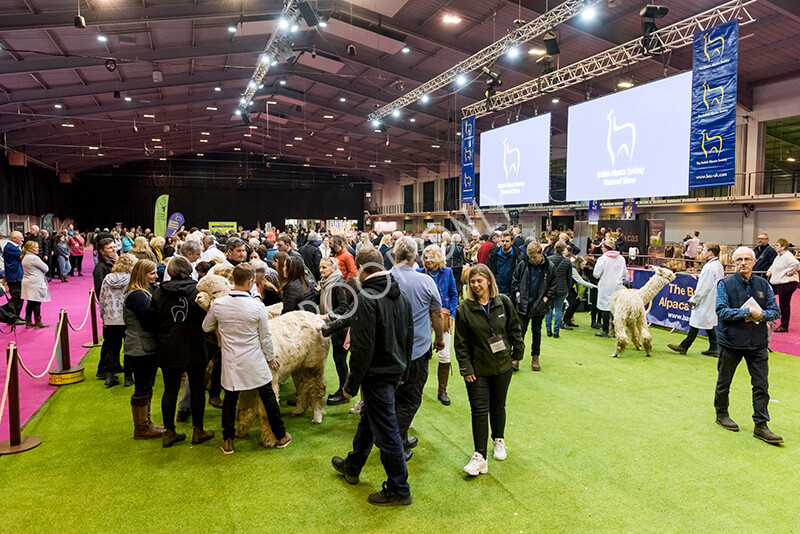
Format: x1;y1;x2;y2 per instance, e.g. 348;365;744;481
454;264;524;477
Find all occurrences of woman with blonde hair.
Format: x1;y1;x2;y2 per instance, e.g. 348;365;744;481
767;238;800;332
454;264;523;476
20;240;51;329
123;259;164;440
130;236;157;262
149;236;165;263
98;253;138;386
419;244;459;406
318;256;352;405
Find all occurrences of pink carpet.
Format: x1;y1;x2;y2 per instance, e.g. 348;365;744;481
1;252;99;441
770;290;800;357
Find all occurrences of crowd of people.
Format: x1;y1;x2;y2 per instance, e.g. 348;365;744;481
1;221;798;506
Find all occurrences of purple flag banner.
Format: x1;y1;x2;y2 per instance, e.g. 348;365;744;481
165;212;185;237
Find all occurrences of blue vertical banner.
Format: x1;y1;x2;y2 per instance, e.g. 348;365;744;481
461;116;475;204
588;200;600;224
689;20;738;188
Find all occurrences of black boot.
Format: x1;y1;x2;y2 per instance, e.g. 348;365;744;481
104;372;119;388
753;422;783;444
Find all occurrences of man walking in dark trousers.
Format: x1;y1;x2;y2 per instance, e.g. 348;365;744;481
331;248;415;506
714;246;783;444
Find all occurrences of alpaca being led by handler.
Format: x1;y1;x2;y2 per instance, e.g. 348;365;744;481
609;266;676;357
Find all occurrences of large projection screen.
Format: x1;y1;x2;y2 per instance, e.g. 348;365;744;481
479;113;551;207
566;72;692;202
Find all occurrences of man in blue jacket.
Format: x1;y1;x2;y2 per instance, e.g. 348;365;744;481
487;230;522;303
714;246;782;444
2;231;26;325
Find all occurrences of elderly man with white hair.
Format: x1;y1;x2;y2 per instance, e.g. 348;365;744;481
200;235;225;262
383;230;404;270
714;246;782;444
389;236;444;460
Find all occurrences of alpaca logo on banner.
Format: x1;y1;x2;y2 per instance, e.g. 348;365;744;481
606;110;636;166
702;81;724;110
700;129;723;158
502;137;521;179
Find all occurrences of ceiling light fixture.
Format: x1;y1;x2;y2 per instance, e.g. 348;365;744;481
279;80;287;85
125;96;132;102
401;47;410;54
228;25;237;33
233;147;241;151
788;157;797;162
215;86;222;92
443;14;462;24
151;138;161;142
339;97;346;102
235;109;242;116
528;47;546;55
248;125;257;129
206;106;217;111
154;145;162;149
89;146;99;150
97;35;108;42
54;103;63;109
507;46;520;58
286;143;294;147
201;132;210;135
392;109;400;118
410;118;416;123
431;144;440;148
200;139;208;143
294;137;303;141
323;115;334;119
551;96;560;103
243;133;252;137
581;5;598;21
336;147;345;151
62;122;74;127
267;101;277;105
420;94;429;103
456;74;467;86
143;114;155;118
197;153;204;156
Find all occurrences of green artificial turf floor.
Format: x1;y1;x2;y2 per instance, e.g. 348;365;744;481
2;312;799;533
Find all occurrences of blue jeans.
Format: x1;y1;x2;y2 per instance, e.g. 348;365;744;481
344;380;410;497
545;294;566;334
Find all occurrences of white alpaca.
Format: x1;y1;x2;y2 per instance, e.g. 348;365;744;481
236;310;330;447
609;266;676;357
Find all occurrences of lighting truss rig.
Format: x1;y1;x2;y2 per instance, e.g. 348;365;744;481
461;0;755;119
367;0;603;123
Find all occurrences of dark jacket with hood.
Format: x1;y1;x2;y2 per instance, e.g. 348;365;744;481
150;278;207;368
547;253;572;296
512;254;558;317
343;272;413;397
454;293;524;376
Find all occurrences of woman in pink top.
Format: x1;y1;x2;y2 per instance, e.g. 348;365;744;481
68;231;86;276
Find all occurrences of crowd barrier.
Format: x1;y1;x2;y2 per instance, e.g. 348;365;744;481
0;289;98;455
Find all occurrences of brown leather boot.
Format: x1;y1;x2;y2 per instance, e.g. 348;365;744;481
531;355;541;371
34;318;49;329
146;394;165;432
132;401;165;440
437;363;451;406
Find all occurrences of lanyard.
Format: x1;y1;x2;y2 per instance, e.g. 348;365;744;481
479;301;497;336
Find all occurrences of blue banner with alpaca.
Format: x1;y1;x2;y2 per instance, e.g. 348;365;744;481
689;20;738;188
633;269;698;332
461;116;475;204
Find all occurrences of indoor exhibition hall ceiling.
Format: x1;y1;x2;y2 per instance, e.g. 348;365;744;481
0;0;799;180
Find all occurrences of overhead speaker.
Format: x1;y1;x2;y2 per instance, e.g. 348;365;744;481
543;30;560;55
240;109;252;126
74;15;86;28
297;2;320;27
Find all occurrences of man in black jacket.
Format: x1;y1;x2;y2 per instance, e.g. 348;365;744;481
331;248;415;507
545;242;571;338
487;231;522;303
752;232;777;278
93;237;117;296
299;231;322;282
512;242;557;371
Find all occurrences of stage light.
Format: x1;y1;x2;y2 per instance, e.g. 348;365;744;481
392;109;400;118
318;20;327;28
528;47;546;56
537;55;556;75
248;81;257;89
371;119;381;128
507;46;520;58
260;54;270;65
617;78;634;89
543;30;560;55
240;97;247;105
290;23;299;32
581;5;597;21
347;43;357;56
420;94;429;103
640;5;668;54
456;74;467;86
551;96;560;103
235;109;242;116
278;18;289;30
240;109;252;125
104;59;117;72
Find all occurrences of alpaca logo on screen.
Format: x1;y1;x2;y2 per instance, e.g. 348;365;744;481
502;137;521;179
606;110;636;166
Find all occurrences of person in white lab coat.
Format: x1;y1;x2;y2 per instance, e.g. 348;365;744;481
668;243;725;356
202;262;291;454
593;240;627;338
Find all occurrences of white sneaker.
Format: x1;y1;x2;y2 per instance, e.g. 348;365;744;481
463;452;488;476
493;438;507;461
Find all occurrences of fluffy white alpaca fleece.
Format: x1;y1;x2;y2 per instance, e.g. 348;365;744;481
236;310;329;447
609;266;676;357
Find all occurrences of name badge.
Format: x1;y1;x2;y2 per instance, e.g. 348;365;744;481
488;334;507;354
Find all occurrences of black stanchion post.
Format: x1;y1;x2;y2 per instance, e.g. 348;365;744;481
48;310;85;386
83;289;102;349
0;343;42;454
